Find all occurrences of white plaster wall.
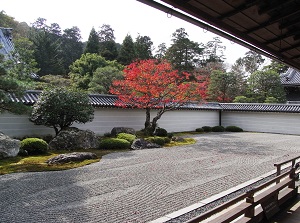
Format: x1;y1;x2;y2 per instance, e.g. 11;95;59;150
222;111;300;135
0;112;55;137
74;108;220;134
0;108;220;137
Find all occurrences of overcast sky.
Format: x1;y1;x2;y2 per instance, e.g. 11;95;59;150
1;0;255;66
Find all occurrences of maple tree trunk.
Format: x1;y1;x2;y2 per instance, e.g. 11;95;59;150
144;108;151;130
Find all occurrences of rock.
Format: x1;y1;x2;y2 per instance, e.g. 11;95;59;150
46;152;97;164
131;138;162;150
49;127;100;150
111;127;136;137
171;136;185;142
0;132;20;159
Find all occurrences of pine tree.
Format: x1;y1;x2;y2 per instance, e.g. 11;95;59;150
84;27;100;54
117;34;136;65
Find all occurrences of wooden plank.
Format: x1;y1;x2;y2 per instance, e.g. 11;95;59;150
206;203;252;223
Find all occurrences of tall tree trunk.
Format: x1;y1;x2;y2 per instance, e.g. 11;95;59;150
144;108;151;129
150;110;165;134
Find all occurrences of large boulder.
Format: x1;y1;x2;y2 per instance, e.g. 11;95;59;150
111;127;136;137
46;152;97;164
131;138;162;150
0;132;20;159
49;127;100;150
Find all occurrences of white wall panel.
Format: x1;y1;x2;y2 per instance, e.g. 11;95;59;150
222;111;300;135
0;108;220;137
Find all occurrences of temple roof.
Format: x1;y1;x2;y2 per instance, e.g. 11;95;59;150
280;68;300;86
0;27;14;60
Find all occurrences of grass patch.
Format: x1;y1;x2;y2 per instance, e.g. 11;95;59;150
0;149;128;175
165;138;196;147
173;131;203;136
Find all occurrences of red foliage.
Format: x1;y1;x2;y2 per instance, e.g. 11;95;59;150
110;59;206;109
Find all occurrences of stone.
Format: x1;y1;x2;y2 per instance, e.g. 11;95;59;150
171;136;185;142
131;138;162;150
49;127;100;150
111;127;136;137
0;132;20;159
46;152;97;164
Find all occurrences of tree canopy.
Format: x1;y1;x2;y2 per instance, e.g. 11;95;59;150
110;59;206;134
30;88;94;135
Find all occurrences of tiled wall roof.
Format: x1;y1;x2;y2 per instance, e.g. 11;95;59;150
15;90;222;111
220;103;300;113
10;90;300;113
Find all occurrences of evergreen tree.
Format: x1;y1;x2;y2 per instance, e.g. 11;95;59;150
84;27;100;54
29;18;65;76
247;70;286;103
0;46;28;114
202;37;226;65
61;26;83;73
165;28;203;73
155;43;167;60
117;34;136;65
134;35;153;60
98;24;118;61
207;70;239;102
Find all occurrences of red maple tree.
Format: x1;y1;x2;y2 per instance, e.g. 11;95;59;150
110;59;206;134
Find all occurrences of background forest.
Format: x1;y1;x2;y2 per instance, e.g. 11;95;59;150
0;10;288;104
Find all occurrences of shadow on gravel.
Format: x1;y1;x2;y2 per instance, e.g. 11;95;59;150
0;170;92;223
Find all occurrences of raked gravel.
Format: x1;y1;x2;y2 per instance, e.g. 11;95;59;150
1;132;300;223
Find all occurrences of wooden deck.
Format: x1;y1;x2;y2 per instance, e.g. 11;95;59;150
270;193;300;223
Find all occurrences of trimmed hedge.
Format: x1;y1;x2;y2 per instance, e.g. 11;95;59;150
99;138;131;150
20;138;48;155
154;127;168;137
225;126;244;132
117;133;136;143
145;136;166;146
202;126;212;132
211;126;225;132
195;128;204;133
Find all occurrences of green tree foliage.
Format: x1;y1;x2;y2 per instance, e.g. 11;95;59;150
202;37;226;64
0;47;28;114
69;53;122;91
207;70;239;102
262;60;288;74
247;70;286;103
4;37;39;80
235;50;265;75
165;28;203;73
29;18;65;76
84;27;100;54
0;10;18;29
98;24;118;61
134;34;153;60
117;34;136;65
155;43;167;60
61;26;83;73
30;88;94;135
88;66;123;94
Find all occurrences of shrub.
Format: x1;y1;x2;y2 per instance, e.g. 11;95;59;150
117;133;136;143
195;128;204;133
20;138;48;155
167;132;174;139
154;127;168;137
163;137;171;144
99;138;131;150
202;126;212;132
145;136;166;146
104;132;111;137
225;126;243;132
211;126;225;132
